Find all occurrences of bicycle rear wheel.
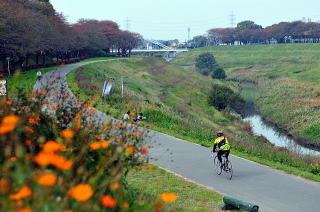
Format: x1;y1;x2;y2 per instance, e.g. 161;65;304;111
214;156;222;175
224;160;233;180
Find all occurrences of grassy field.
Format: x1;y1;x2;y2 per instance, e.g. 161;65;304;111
67;57;320;181
172;44;320;148
127;166;224;211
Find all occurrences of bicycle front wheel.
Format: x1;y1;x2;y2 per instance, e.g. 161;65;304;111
224;160;233;180
213;156;222;175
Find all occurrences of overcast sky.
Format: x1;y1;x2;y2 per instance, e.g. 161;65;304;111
50;0;320;42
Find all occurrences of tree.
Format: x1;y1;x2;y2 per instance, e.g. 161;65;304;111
236;20;262;30
195;53;216;76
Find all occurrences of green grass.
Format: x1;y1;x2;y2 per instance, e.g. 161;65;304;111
127;166;224;212
172;44;320;148
67;57;320;182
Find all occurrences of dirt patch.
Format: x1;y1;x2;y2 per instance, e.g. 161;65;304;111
293;98;320;105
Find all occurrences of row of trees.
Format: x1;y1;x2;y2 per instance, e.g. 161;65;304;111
190;20;320;47
0;0;142;72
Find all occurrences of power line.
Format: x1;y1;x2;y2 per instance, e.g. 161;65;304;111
230;11;235;27
125;17;130;31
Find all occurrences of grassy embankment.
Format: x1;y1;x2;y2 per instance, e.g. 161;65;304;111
173;44;320;149
66;57;320;181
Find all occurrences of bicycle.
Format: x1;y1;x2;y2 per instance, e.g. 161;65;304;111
213;152;233;180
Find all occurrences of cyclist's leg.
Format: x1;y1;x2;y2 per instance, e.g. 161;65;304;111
217;150;223;163
225;150;230;161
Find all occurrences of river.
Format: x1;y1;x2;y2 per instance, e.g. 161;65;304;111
243;114;320;155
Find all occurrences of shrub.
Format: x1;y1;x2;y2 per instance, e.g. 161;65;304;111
208;84;245;113
212;67;226;79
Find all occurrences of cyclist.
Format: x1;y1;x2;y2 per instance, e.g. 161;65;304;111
213;131;231;166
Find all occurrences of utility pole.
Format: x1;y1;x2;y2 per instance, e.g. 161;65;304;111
121;76;124;97
230;11;235;28
125;17;130;31
188;27;191;42
6;57;10;76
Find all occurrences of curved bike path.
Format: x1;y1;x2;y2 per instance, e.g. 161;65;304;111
34;60;320;212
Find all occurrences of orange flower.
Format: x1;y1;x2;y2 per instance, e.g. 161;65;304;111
39;90;47;95
90;142;101;150
18;208;32;212
5;100;12;105
0;115;19;134
28;118;39;125
115;124;123;128
9;186;32;200
35;152;53;166
132;134;140;137
160;193;177;203
122;202;129;210
52;107;57;111
38;173;57;186
0;179;10;191
61;129;74;139
141;146;149;155
125;146;135;155
45;104;51;108
73;82;78;87
53;91;59;96
35;152;72;170
9;157;17;161
94;135;102;140
33;93;38;97
129;112;135;117
110;183;120;190
25;126;34;133
43;141;61;153
68;184;93;202
101;195;117;208
100;140;110;148
51;155;73;170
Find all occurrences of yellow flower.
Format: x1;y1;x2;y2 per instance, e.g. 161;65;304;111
68;184;93;202
160;193;177;203
38;173;57;186
61;129;74;139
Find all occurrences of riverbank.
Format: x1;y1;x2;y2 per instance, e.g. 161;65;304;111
172;43;320;150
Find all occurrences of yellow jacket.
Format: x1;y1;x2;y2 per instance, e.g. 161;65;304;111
213;136;231;151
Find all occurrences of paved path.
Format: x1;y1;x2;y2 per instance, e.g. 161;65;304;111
34;60;320;212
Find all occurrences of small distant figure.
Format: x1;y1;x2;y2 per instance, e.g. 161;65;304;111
123;111;130;120
137;112;146;121
36;71;42;80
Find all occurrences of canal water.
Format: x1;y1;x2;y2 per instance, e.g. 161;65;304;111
243;114;320;156
242;101;320;155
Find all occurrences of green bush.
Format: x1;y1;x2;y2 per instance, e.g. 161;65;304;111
212;67;226;79
208;84;245;113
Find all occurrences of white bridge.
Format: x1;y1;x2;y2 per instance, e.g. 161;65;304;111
132;40;188;53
